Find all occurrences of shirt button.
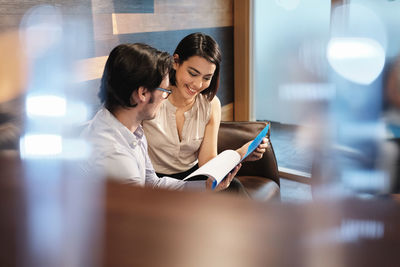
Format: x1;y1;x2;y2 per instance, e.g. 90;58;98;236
132;141;137;146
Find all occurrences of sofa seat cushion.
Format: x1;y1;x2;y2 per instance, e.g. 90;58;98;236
237;176;280;201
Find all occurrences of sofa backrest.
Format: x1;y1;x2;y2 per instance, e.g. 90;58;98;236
217;121;280;186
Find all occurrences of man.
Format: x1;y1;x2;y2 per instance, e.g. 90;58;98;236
81;43;238;190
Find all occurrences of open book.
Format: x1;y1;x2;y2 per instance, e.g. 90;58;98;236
183;124;270;189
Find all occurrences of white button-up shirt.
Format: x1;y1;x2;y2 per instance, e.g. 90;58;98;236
81;108;204;190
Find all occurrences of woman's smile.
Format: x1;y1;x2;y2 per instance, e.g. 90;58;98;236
186;85;198;96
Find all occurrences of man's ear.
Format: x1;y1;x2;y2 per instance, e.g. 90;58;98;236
138;86;148;102
173;54;179;70
131;86;148;104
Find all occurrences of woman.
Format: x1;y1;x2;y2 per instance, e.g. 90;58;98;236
143;33;267;193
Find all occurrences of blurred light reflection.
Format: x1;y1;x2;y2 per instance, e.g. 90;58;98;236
20;134;62;158
26;95;66;117
12;3;101;267
342;170;390;193
61;139;91;160
338;122;386;142
327;37;385;85
339;219;384;242
327;38;384;60
20;135;90;160
279;83;335;101
298;39;328;78
65;101;89;124
308;219;384;245
19;5;63;59
274;0;300;11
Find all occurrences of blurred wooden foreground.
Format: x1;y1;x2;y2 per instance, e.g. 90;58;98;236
1;153;400;267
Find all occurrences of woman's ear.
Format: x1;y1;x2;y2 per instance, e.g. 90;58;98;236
173;54;179;70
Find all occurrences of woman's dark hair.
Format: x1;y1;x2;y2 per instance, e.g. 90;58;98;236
98;43;173;112
170;32;222;101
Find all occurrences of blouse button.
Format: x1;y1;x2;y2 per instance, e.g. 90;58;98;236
132;141;138;146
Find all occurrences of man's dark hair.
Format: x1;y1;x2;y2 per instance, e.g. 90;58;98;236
98;43;173;112
170;32;222;101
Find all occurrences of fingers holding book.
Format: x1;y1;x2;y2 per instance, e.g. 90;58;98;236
206;163;242;191
240;137;269;162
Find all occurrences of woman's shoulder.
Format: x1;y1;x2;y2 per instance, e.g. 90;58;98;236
197;94;220;110
210;95;221;107
209;95;221;115
195;94;220;124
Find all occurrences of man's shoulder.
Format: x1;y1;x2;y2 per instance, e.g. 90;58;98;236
83;123;120;146
81;116;121;150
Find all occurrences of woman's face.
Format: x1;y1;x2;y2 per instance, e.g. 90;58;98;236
173;55;216;100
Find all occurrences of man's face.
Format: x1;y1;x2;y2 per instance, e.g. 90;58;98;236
141;75;169;121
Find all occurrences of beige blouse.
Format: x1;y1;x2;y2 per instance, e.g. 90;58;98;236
142;94;212;174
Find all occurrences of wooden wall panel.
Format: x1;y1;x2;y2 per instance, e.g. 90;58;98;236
0;0;234;120
0;31;28;102
112;0;233;35
75;56;108;82
112;13;232;35
90;0;154;14
221;103;233;121
233;0;251;121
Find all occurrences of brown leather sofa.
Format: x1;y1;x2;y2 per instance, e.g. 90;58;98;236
218;121;280;201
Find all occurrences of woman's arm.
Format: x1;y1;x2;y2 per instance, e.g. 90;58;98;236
197;96;221;167
235;137;269;162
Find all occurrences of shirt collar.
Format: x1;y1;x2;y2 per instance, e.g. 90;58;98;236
133;124;144;139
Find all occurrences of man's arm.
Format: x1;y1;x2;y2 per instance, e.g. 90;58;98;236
143;147;205;190
94;151;145;186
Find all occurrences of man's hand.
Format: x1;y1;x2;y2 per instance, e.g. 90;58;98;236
206;163;242;191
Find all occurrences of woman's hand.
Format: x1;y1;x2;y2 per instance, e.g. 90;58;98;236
206;163;241;191
236;137;269;162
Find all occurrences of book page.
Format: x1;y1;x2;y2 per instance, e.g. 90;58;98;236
183;150;240;186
